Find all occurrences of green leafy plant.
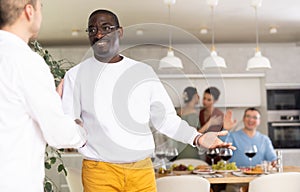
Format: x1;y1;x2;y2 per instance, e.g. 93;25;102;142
31;41;74;192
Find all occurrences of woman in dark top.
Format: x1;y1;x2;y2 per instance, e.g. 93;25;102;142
199;87;224;133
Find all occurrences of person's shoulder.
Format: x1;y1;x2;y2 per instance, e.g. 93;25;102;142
123;56;158;76
256;131;271;140
231;129;243;136
123;56;151;67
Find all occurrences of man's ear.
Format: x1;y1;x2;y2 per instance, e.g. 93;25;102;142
24;4;35;21
118;27;123;38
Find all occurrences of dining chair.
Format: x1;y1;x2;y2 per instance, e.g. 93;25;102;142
65;167;83;192
248;172;300;192
156;175;210;192
173;158;208;167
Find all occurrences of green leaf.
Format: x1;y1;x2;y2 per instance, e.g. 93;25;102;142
58;164;65;172
45;162;51;169
50;157;56;164
44;181;53;192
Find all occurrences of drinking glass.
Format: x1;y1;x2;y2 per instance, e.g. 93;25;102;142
206;148;220;167
155;146;166;169
165;146;178;162
244;145;257;169
219;148;233;175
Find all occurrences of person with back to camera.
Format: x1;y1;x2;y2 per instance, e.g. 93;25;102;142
225;107;277;192
59;9;235;192
0;1;87;191
173;87;203;160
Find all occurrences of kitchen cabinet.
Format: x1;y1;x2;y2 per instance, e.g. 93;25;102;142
158;73;264;107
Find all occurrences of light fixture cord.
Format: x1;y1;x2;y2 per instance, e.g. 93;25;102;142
255;6;260;52
211;6;215;51
168;4;172;51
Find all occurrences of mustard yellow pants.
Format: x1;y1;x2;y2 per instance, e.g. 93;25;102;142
82;158;157;192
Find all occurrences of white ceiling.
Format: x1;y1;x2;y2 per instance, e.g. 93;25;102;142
38;0;300;46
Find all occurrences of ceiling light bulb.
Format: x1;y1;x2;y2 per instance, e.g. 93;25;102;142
200;28;208;34
269;27;277;34
71;29;79;36
136;29;144;36
206;0;219;7
251;0;262;8
164;0;176;5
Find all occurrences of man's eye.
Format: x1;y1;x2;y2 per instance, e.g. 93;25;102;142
102;26;111;32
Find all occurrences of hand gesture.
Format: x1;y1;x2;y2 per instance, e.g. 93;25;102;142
223;110;237;131
198;131;236;150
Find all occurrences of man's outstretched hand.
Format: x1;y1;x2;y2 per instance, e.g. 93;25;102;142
197;131;236;150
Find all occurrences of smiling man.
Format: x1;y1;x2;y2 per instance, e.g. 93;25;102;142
60;9;235;192
226;107;276;167
224;107;277;192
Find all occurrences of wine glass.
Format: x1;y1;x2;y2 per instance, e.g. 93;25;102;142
244;145;257;169
219;148;233;176
165;146;178;162
155;146;166;169
206;148;219;167
245;145;257;169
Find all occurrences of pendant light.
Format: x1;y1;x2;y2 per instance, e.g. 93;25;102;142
159;0;183;69
202;0;227;70
246;0;271;70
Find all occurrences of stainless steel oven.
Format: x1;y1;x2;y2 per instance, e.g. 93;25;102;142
267;86;300;148
268;112;300;148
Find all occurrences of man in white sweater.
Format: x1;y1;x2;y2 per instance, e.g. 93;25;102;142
0;1;87;192
61;9;235;192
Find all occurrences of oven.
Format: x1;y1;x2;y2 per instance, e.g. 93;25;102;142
267;87;300;148
268;112;300;148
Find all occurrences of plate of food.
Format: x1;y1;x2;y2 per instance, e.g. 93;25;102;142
172;164;193;175
193;165;215;174
193;169;216;175
212;161;240;173
243;166;264;175
243;170;264;175
173;170;192;175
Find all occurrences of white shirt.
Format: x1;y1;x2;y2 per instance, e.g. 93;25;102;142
62;56;199;163
0;30;87;192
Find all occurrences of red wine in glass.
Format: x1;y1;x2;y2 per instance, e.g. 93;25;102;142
220;155;232;161
244;145;258;169
219;148;233;176
245;152;256;158
207;148;219;166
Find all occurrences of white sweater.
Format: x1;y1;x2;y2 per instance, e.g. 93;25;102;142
62;56;199;163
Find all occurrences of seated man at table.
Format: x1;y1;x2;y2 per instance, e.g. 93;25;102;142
224;107;277;192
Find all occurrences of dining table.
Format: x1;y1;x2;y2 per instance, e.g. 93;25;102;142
156;166;300;184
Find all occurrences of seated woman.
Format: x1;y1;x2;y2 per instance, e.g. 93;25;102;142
199;87;224;133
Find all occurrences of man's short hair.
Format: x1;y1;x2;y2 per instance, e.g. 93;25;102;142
244;107;261;117
0;0;37;28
